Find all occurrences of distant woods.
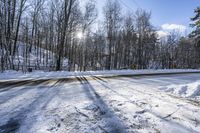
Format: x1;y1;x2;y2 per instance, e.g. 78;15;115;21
0;0;199;72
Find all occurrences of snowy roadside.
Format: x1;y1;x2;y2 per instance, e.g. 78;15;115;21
0;73;200;132
0;69;200;82
4;74;200;133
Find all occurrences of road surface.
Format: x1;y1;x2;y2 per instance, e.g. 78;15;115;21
0;73;200;133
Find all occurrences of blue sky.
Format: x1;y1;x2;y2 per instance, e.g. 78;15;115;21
95;0;199;37
127;0;199;26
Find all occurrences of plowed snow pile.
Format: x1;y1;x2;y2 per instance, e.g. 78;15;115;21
159;80;200;100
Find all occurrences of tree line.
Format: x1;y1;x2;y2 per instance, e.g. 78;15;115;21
0;0;199;72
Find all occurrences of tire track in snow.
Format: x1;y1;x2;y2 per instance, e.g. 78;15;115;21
0;80;52;105
0;79;62;133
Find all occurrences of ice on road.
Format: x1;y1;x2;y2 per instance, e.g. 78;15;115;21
0;74;200;133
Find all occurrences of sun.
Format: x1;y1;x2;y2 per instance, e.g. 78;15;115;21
77;32;83;39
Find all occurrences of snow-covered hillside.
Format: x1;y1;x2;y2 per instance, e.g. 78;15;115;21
12;43;68;70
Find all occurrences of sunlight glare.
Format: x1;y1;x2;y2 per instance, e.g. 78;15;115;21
77;32;83;39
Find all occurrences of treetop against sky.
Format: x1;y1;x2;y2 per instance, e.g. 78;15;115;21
93;0;199;36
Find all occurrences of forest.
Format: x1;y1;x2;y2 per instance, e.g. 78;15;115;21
0;0;200;72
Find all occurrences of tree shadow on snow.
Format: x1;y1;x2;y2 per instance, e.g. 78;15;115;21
76;76;128;133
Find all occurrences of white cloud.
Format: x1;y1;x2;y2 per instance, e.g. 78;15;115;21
161;23;187;32
156;30;169;38
157;23;188;38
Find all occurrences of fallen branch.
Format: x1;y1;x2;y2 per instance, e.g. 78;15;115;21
163;108;180;119
74;107;89;118
98;125;109;133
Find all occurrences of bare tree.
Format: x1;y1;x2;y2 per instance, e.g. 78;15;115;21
56;0;75;71
13;0;28;59
135;9;157;69
103;0;122;70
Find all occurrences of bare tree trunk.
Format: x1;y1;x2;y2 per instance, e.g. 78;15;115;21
56;0;73;71
13;0;27;69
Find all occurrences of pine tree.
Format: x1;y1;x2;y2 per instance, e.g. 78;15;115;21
191;6;200;39
190;6;200;68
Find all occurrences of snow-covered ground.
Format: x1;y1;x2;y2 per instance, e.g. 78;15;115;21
11;42;68;69
0;69;200;81
0;73;200;133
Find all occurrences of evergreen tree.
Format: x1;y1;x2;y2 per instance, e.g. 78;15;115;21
190;6;200;68
191;7;200;39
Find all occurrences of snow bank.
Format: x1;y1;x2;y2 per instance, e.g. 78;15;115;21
159;81;200;99
0;69;200;82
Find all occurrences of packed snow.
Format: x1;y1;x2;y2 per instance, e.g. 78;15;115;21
0;73;200;133
0;69;200;81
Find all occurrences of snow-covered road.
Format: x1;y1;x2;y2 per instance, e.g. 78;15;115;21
0;74;200;133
